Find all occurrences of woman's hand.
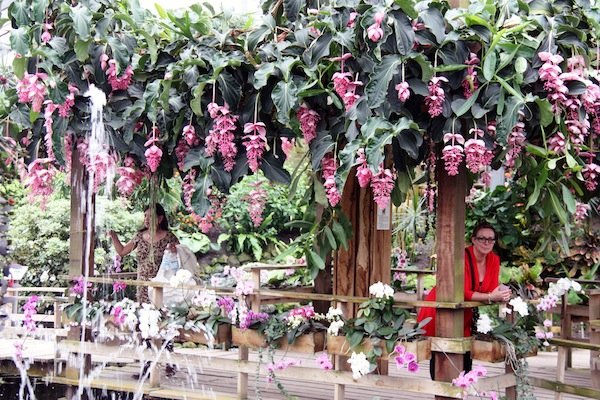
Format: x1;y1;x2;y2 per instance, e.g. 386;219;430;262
490;285;512;302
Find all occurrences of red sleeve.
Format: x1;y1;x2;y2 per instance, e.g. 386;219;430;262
464;247;476;301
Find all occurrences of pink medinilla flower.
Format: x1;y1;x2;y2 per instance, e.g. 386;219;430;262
462;52;480;99
322;154;341;206
63;133;73;173
356;147;372;187
441;132;465;176
116;166;143;196
367;23;384;42
144;135;163;173
582;161;600;191
281;137;295;157
105;59;134;91
246;185;267;227
395;81;410;102
41;30;52;43
347;12;358;27
16;72;48;112
547;132;569;154
100;54;109;70
91;150;117;193
505;122;526;169
25;158;57;208
371;165;394;210
183;124;198;146
343;78;363;110
425;76;448;118
538;52;568;113
175;138;190;170
297;103;320;145
332;71;353;99
464;128;493;173
58;83;79;118
243;122;267;172
43;101;58;160
206;102;239;171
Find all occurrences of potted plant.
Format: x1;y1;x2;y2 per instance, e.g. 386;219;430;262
166;288;232;345
327;282;430;367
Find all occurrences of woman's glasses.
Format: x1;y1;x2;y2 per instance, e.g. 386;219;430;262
474;237;496;244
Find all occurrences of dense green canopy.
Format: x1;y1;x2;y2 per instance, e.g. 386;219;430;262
1;0;599;276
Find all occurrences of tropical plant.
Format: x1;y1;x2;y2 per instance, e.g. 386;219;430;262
338;282;428;366
2;0;598;283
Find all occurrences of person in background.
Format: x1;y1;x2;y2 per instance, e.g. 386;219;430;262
417;221;511;378
109;203;179;304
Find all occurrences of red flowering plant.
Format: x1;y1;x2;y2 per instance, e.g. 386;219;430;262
1;0;599;280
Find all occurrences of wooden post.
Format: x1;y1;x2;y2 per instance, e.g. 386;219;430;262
69;144;94;277
334;169;392;379
589;289;600;390
433;160;467;399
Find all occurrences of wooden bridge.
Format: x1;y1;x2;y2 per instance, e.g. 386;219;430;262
0;335;595;400
1;274;599;400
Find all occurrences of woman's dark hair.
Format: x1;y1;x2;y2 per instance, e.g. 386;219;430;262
144;203;169;231
471;221;496;239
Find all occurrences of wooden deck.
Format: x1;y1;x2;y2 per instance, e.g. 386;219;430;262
0;337;595;400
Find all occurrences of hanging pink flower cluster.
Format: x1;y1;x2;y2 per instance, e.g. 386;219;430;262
462;52;480;99
116;156;143;196
175;138;190;170
332;61;363;111
41;23;53;44
356;148;372;187
182;171;224;233
425;76;448;118
243;122;267;172
371;165;395;210
582;81;600;135
183;124;199;146
245;182;267;227
296;103;320;145
102;56;134;91
538;52;568;114
16;72;48;113
367;11;386;42
574;201;591;221
505;121;526;169
25;158;57;208
281;137;295;157
144;127;162;173
581;153;600;192
322;153;341;207
206;102;239;171
441;132;465;176
395;81;410;102
464;128;493;173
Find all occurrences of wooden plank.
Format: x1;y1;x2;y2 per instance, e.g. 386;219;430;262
529;376;600;398
336;170;358;317
355;185;371;298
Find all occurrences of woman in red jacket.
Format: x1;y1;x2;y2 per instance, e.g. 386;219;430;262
417;221;511;377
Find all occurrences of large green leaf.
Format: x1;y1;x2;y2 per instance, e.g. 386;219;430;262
32;0;48;23
391;11;414;55
137;30;158;66
12;55;26;79
74;39;91;62
365;54;402;109
560;183;576;214
10;1;30;27
259;153;291;184
10;27;31;56
106;36;130;69
283;0;303;22
302;32;332;69
547;188;568;226
70;4;92;40
190;172;213;216
217;71;242;110
420;8;445;44
253;63;276;89
272;80;298;125
246;15;276;52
